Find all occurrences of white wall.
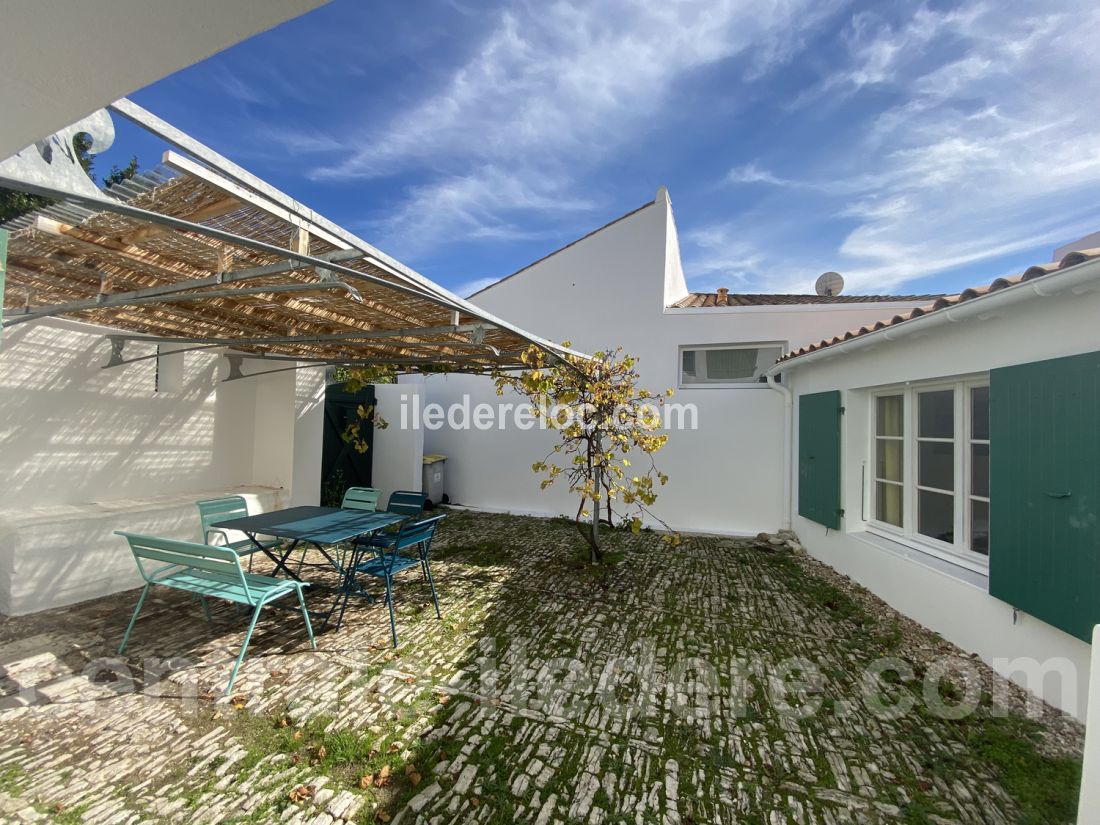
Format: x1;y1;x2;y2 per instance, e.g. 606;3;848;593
0;0;326;158
424;189;933;535
370;382;425;506
783;282;1100;718
1080;625;1100;822
0;318;325;613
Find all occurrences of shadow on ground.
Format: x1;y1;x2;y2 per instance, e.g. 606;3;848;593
0;510;1085;824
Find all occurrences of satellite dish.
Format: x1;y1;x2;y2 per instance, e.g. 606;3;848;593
815;271;845;296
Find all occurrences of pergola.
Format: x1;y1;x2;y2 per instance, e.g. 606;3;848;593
0;99;583;379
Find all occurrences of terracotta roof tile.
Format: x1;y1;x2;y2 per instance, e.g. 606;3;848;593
672;292;941;308
776;248;1100;365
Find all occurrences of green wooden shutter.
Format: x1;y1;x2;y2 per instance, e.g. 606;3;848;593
989;350;1100;641
798;390;842;529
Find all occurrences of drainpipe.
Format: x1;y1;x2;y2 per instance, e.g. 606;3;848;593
766;371;794;530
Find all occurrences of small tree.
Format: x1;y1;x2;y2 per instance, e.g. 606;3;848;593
495;343;676;562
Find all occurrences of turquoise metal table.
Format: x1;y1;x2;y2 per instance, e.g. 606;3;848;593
212;506;404;630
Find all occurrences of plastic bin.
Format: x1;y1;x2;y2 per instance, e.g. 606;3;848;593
422;454;447;507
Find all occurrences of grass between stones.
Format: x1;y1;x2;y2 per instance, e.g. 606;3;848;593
3;511;1081;823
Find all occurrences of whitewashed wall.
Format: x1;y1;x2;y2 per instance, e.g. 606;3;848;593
370;382;425;506
0;318;325;614
783;283;1100;719
424;190;932;535
1080;625;1100;822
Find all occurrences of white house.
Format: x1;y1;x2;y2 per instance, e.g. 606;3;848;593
422;187;937;535
420;188;1100;722
773;247;1100;718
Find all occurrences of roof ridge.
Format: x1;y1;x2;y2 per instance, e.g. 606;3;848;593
777;248;1100;365
672;292;943;308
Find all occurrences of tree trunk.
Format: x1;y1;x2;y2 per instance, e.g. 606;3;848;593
574;492;604;564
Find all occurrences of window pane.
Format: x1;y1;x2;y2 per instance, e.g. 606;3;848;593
706;348;758;380
971;443;989;498
876;438;903;482
876;395;903;437
918;490;954;543
681;346;783;384
918;441;954;491
876;482;903;527
971;499;989;556
918;389;954;438
971;386;989;440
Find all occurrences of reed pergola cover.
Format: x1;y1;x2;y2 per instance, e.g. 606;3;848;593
0;101;584;376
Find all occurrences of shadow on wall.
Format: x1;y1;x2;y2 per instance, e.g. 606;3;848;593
0;321;257;512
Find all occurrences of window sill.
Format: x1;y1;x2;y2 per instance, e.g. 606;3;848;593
854;529;989;589
677;383;772;390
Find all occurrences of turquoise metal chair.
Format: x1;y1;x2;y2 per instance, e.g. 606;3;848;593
384;490;428;516
350;515;445;647
196;496;280;561
341;487;381;511
363;490;429;555
115;531;315;695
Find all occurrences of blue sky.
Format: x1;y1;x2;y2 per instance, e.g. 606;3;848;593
99;0;1100;298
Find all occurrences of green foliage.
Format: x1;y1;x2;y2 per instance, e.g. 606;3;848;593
495;343;677;562
103;156;139;189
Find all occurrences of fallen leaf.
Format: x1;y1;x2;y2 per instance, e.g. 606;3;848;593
404;764;418;776
359;774;374;789
291;754;302;766
377;764;392;787
317;745;327;759
277;717;289;728
470;797;480;808
289;784;315;804
377;812;392;823
388;742;400;754
293;730;303;741
408;771;422;787
436;692;450;705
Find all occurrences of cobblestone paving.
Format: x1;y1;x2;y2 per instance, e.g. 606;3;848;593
0;511;1083;824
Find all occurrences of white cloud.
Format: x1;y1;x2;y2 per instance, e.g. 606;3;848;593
311;0;833;254
695;0;1100;295
456;276;502;297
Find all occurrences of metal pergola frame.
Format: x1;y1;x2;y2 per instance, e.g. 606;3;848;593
0;99;590;379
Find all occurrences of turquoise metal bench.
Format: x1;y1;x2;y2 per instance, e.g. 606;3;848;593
115;531;316;695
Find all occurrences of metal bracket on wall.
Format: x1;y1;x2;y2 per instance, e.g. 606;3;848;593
106;338;126;368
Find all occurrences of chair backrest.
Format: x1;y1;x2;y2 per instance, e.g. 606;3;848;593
342;487;380;512
386;490;428;517
196;496;249;543
392;514;446;553
115;531;254;604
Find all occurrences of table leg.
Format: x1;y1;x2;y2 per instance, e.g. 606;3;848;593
254;536;302;581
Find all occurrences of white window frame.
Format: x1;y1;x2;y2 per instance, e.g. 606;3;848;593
866;376;989;571
676;342;786;389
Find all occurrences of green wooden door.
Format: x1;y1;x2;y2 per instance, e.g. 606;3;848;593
320;383;375;506
798;390;843;529
989;350;1100;641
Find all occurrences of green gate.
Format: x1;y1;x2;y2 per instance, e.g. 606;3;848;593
320;383;376;506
